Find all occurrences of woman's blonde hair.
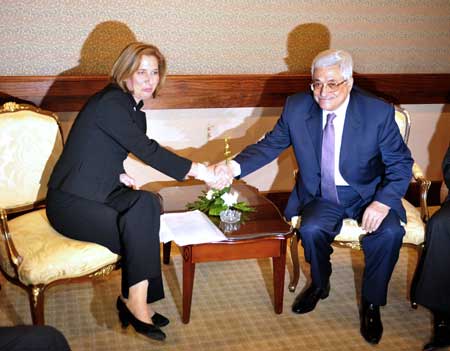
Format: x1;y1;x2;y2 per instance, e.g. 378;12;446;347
111;42;167;98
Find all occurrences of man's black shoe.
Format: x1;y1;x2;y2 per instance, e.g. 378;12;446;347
291;282;330;314
360;299;383;344
423;315;450;350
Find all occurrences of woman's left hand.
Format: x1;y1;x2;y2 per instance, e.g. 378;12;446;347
120;173;139;190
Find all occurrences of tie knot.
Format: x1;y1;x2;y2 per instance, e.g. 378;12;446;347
327;113;337;124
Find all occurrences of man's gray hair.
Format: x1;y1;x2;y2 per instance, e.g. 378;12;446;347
311;49;353;80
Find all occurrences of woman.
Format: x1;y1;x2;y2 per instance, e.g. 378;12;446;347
414;146;450;351
46;42;224;341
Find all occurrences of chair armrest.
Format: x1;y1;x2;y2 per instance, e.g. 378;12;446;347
440;182;449;204
293;165;431;222
156;193;164;215
412;162;431;222
0;208;23;274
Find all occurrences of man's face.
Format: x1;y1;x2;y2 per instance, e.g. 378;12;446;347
312;64;353;111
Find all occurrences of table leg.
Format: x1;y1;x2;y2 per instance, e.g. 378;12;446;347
288;230;300;292
182;246;195;324
272;239;287;314
163;241;171;265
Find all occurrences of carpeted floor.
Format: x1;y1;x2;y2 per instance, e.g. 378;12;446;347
0;245;434;350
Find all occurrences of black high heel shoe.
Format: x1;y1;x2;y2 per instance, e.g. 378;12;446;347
151;312;170;327
116;297;166;341
116;297;170;327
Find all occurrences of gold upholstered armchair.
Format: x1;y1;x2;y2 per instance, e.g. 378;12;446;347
288;106;431;302
0;102;120;325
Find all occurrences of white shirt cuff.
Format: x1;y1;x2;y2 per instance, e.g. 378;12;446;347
229;160;241;177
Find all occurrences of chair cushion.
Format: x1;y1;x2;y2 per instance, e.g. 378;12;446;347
8;209;120;285
291;198;425;246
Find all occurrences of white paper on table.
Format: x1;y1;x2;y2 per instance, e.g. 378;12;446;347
159;210;227;246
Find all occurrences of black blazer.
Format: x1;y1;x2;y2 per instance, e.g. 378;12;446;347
444;146;450;203
48;84;192;202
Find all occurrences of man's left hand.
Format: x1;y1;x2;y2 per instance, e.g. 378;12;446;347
361;201;390;233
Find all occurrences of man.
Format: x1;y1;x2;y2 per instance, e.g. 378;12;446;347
215;49;413;344
414;145;450;351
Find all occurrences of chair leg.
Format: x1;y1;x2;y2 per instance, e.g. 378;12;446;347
28;285;45;325
288;230;300;292
409;243;425;309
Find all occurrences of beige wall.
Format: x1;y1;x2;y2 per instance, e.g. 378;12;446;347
58;105;450;193
3;1;450;188
1;1;449;75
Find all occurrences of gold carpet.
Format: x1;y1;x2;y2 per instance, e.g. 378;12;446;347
0;245;433;351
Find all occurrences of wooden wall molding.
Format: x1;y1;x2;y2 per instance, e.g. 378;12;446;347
0;74;449;112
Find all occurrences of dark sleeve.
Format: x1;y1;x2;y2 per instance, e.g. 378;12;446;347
373;105;413;208
443;146;450;190
95;94;191;181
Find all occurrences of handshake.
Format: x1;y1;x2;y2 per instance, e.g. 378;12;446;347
187;161;237;190
119;161;238;190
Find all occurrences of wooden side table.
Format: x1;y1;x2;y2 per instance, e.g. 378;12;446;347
159;182;296;323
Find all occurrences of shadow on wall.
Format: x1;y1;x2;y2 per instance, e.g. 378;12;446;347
40;20;137;111
283;22;331;74
252;23;331;191
113;22;332;193
192;23;332;191
0;94;35;107
60;20;137;76
427;104;450;179
182;23;331;190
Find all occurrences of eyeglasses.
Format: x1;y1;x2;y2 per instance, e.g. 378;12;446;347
310;80;347;92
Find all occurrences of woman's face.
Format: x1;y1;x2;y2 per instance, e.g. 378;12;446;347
126;55;160;102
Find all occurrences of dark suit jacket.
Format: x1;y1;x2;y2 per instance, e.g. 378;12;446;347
444;146;450;203
234;87;413;222
48;84;191;202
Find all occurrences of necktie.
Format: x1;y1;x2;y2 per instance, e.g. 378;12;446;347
321;112;339;203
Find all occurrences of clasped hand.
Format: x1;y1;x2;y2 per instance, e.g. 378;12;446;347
187;161;234;189
119;161;235;190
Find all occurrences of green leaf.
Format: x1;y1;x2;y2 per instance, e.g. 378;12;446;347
232;202;255;213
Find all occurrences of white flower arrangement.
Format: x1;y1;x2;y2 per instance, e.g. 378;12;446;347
187;186;254;217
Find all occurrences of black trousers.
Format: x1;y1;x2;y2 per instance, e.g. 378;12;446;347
0;325;70;351
299;187;405;306
415;201;450;314
46;186;164;302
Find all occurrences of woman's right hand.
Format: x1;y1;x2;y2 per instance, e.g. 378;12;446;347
120;173;139;190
